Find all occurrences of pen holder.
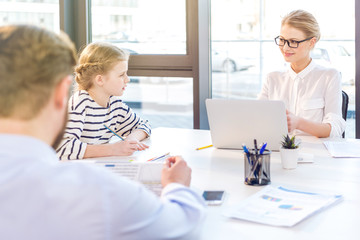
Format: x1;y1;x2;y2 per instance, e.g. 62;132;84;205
244;149;271;186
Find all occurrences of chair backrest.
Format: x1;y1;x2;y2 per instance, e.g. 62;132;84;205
342;90;349;120
342;90;349;138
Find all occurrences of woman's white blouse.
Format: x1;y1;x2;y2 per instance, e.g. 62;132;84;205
258;60;345;137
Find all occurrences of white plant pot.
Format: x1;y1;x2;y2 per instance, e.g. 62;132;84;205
280;147;299;169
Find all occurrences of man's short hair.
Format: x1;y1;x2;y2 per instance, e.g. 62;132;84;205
0;25;77;120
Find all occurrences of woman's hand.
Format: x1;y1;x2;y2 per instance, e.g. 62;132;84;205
286;110;300;133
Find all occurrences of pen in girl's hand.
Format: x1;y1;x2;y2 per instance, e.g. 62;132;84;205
103;124;124;141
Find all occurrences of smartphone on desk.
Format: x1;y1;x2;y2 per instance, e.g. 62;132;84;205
202;190;225;205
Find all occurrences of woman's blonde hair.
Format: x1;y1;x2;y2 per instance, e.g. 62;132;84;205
75;42;129;90
0;25;77;120
282;10;321;42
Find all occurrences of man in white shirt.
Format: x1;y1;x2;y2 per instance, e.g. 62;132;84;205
0;25;206;240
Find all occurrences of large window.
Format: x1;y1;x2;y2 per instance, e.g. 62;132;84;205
0;0;59;32
127;77;193;128
90;0;196;129
211;0;356;138
91;0;186;54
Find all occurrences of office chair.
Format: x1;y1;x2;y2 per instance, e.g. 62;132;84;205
342;90;349;138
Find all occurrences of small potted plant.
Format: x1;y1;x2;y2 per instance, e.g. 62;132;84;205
279;134;300;169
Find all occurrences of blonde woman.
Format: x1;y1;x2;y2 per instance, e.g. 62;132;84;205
57;42;151;160
259;10;345;138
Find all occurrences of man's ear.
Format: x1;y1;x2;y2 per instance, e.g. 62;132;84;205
94;74;105;87
54;75;72;109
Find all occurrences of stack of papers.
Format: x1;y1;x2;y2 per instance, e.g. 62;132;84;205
223;186;342;227
323;140;360;158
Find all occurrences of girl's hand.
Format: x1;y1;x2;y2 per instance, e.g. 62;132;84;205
112;140;145;156
124;136;149;151
128;139;149;151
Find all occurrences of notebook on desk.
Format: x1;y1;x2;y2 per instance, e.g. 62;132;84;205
205;98;288;151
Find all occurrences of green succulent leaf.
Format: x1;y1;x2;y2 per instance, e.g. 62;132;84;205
281;134;299;149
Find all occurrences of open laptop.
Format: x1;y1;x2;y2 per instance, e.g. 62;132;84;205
205;99;288;151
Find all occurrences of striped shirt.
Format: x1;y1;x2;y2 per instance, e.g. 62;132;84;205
56;90;151;160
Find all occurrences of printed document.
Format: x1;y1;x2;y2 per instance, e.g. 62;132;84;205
223;186;342;227
96;160;163;196
72;160;163;196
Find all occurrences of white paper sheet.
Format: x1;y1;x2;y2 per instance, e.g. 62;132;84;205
223;186;342;227
323;140;360;158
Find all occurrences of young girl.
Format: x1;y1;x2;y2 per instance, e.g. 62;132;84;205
258;10;345;138
57;42;151;160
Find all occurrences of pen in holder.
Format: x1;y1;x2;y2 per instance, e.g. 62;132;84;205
244;149;271;186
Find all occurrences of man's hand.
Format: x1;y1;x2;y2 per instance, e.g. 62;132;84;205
161;156;192;187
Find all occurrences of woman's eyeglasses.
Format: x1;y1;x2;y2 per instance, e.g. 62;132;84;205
274;36;313;48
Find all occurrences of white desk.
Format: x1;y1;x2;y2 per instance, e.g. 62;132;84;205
103;127;360;239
